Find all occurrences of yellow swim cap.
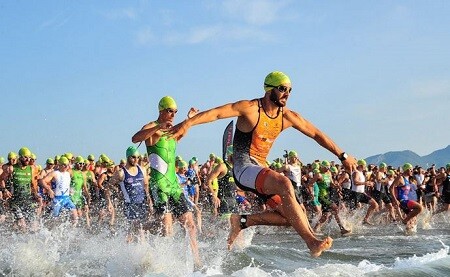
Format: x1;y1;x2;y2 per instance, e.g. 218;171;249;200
264;71;291;92
158;96;177;111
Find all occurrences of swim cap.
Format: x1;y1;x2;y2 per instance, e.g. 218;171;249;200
387;170;395;176
209;153;216;159
120;159;126;164
312;162;320;170
0;157;4;163
189;159;195;165
330;166;338;173
18;147;32;157
215;157;224;164
313;168;320;174
379;162;387;168
106;160;115;167
37;165;42;171
58;156;69;165
403;163;413;171
158;96;177;111
126;146;139;158
54;155;61;162
226;145;233;156
274;162;282;169
175;155;182;161
87;154;95;161
46;158;54;165
177;160;187;168
191;156;198;162
264;71;291;92
446;163;450;169
288;150;297;158
31;153;37;160
64;153;73;160
8;152;17;159
75;156;84;164
357;159;367;167
321;160;330;168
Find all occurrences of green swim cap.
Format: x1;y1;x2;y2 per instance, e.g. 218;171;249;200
126;146;139;158
37;165;42;171
18;147;32;157
446;163;450;169
321;160;330;168
54;155;61;162
288;150;297;158
264;71;291;92
64;153;73;160
215;157;224;164
31;153;37;160
0;157;4;163
274;162;282;169
209;153;216;159
106;160;115;167
58;156;69;165
177;160;187;168
120;159;126;164
175;155;182;161
75;156;84;164
87;154;95;161
46;158;54;165
8;152;17;159
357;159;367;167
379;162;387;168
403;163;413;171
330;166;338;173
158;96;177;111
189;159;195;165
387;170;395;176
313;168;320;174
312;162;320;170
192;156;198;162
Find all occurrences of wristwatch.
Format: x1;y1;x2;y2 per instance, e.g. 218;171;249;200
338;152;348;162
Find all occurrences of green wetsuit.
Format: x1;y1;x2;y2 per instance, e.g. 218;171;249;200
147;130;182;204
317;173;332;207
71;170;85;208
11;164;33;202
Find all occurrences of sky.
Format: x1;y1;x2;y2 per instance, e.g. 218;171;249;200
1;0;449;165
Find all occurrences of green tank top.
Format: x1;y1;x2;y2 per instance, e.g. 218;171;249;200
146;131;182;203
12;164;33;201
71;170;84;201
317;173;332;204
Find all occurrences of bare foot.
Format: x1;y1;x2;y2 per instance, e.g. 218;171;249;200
227;214;242;250
341;228;352;237
309;237;333;257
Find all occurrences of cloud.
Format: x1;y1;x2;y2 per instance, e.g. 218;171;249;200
410;78;450;99
134;27;156;45
222;0;291;26
102;7;137;20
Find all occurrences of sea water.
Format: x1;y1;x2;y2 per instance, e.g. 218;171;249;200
0;210;449;276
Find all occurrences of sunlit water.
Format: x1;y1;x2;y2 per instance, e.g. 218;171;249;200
0;209;449;276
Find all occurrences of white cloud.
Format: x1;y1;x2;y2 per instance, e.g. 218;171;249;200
134;27;156;45
102;7;137;20
410;78;450;99
222;0;291;26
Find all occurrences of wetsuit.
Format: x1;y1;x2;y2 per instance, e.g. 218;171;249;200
232;99;283;208
71;170;86;209
441;174;450;204
147;124;191;217
10;164;36;220
317;173;333;212
120;165;148;220
216;162;238;216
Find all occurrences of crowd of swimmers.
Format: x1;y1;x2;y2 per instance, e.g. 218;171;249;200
1;147;449;239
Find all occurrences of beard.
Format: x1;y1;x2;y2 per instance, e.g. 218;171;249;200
269;90;286;107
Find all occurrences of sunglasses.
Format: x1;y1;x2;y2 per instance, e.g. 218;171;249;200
165;108;178;114
76;163;85;166
129;156;138;159
265;84;292;94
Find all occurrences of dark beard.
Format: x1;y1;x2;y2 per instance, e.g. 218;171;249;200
269;90;284;107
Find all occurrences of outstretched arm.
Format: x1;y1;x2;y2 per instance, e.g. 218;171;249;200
168;100;249;141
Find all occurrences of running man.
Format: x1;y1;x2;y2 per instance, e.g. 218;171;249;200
168;71;357;257
109;146;153;242
0;147;40;232
390;163;423;230
131;96;201;267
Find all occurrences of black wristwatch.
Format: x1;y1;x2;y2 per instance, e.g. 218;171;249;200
338;152;348;162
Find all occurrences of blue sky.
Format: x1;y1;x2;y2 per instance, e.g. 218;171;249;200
1;0;449;165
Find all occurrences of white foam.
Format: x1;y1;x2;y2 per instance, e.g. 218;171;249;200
393;241;449;269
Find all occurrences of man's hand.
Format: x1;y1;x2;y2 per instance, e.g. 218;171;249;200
187;107;199;119
342;155;357;171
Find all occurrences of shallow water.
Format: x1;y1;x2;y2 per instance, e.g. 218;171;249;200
0;210;449;276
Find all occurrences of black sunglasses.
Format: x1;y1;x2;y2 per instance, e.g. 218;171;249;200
165;108;178;114
264;84;292;94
